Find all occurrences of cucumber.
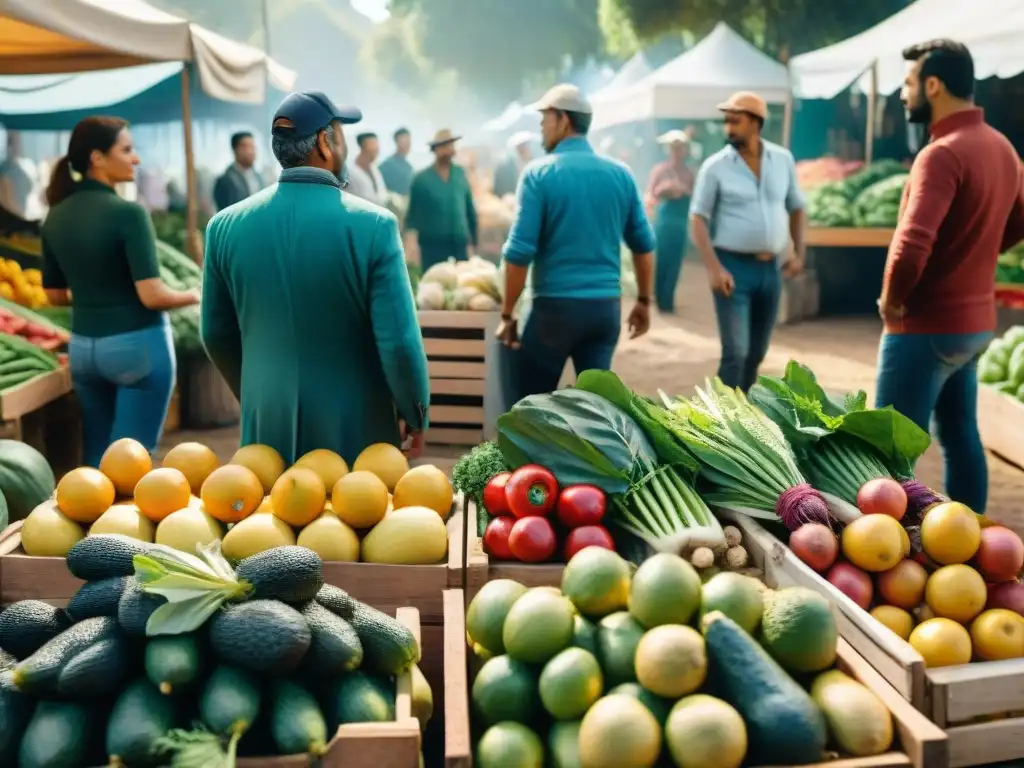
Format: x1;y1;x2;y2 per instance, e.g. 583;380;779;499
18;700;93;768
66;576;129;621
209;600;311;675
106;677;178;766
702;611;827;765
299;601;363;676
316;585;419;675
56;632;134;698
13;616;119;695
200;664;262;737
0;679;33;764
270;679;329;756
145;633;204;694
118;577;166;637
324;671;395;728
235;546;324;603
66;534;152;580
0;600;71;659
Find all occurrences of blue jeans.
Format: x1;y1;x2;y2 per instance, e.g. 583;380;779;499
69;321;176;467
874;331;993;513
712;251;782;391
517;297;621;399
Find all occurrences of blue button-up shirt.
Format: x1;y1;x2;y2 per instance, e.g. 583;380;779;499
503;136;656;300
690;140;804;256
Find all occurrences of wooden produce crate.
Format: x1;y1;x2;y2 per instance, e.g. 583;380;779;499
163;385;180;433
726;512;1023;768
805;227;895;249
419;311;502;448
977;384;1024;471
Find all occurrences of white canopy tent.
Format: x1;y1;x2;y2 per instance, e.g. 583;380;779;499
789;0;1024;100
590;23;790;132
590;52;653;100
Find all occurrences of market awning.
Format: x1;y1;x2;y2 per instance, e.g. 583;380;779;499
590;52;653;101
789;0;1024;99
0;0;295;103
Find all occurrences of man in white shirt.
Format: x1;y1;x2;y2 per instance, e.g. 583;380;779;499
345;132;388;206
0;132;33;219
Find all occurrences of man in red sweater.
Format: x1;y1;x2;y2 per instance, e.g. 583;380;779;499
876;39;1024;513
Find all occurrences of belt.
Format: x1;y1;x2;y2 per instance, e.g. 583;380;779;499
717;248;776;262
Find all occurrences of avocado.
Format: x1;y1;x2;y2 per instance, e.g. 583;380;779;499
66;576;130;621
270;679;329;756
702;611;827;764
316;585;419;675
200;664;262;736
56;631;134;698
145;633;204;695
18;700;93;768
106;677;178;767
13;616;120;696
209;600;311;675
235;546;324;603
0;600;71;659
66;533;151;580
324;671;395;728
0;677;33;764
118;577;166;637
299;601;363;677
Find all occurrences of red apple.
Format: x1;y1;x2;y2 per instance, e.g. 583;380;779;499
986;581;1024;617
827;562;874;610
857;478;908;521
975;526;1024;583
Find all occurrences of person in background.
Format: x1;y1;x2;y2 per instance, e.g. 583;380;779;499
345;132;388;206
379;127;414;196
135;165;169;213
646;130;695;314
213;131;263;211
493;131;536;198
201;91;429;464
690;91;806;392
0;132;33;219
498;84;655;399
404;129;478;272
876;39;1024;513
41;117;198;466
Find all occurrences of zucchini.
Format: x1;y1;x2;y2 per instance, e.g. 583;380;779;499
200;665;262;736
106;677;178;766
19;700;93;768
145;633;204;694
299;601;363;677
316;585;419;675
270;680;328;756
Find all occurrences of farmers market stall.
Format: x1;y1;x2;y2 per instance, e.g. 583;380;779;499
976;327;1024;471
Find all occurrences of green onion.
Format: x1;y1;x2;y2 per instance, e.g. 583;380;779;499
803;434;888;523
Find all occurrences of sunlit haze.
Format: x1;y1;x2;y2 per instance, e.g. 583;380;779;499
351;0;389;22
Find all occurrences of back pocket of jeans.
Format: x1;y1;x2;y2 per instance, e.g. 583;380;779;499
96;339;153;386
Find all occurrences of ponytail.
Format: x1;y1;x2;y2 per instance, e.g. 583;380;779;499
46;156;79;207
46;116;129;207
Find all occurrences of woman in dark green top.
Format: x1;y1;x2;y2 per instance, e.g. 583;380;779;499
42;117;199;467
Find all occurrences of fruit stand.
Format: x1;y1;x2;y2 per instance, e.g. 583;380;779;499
976;326;1024;471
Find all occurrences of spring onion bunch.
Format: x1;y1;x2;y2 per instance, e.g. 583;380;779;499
803;433;889;522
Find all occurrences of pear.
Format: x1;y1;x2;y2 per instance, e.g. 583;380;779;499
21;499;84;556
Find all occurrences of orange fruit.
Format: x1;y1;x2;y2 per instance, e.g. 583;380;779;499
898;526;911;559
230;444;286;494
877;559;928;610
270;467;327;527
200;464;264;524
392;464;453;517
162;442;220;494
920;501;981;565
841;514;905;572
909;618;972;667
352;443;409;491
99;438;153;497
925;564;987;624
970;609;1024;661
134;467;192;523
870;605;914;640
56;467;116;523
294;449;349;490
331;471;389;529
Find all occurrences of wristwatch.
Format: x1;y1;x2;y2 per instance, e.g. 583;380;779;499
636;296;651;306
501;313;514;322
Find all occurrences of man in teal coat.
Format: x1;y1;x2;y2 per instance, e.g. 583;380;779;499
201;91;430;464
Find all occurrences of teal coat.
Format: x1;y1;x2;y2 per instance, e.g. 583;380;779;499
201;167;430;465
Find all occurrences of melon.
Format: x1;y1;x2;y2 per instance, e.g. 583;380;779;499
392;465;453;517
20;499;84;556
155;502;224;553
99;438;152;497
295;449;349;489
332;471;389;529
221;510;296;561
296;512;359;562
0;439;55;522
230;444;286;494
162;442;219;494
270;467;326;527
578;694;661;768
353;443;409;491
360;506;447;564
56;467;115;523
90;502;155;542
760;587;837;673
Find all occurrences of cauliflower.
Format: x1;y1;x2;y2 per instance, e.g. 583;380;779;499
416;281;446;310
468;293;499;311
448;287;480;310
421;259;459;290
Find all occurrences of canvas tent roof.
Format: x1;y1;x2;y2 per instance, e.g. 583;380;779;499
790;0;1024;99
591;52;653;100
0;0;295;103
590;23;790;131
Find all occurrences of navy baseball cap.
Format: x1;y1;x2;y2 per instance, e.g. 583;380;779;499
271;91;362;137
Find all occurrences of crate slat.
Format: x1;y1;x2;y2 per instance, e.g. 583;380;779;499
429;405;484;425
418;311;492;330
977;385;1024;470
428;361;486;380
426;427;484;446
431;379;486;397
423;338;488;358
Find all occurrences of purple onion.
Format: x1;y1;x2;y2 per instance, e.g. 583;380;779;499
900;479;946;525
777;483;834;531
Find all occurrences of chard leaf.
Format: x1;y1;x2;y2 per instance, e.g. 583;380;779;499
145;590;229;636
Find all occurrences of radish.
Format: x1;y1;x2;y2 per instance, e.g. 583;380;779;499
789;523;839;572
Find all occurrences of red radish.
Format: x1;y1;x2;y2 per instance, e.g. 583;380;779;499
789;523;839;572
826;562;873;610
556;485;606;528
482;516;516;560
975;526;1024;583
508;516;557;563
986;581;1024;617
563;525;615;560
482;472;513;517
856;478;907;520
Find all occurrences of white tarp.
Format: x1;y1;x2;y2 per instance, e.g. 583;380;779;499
790;0;1024;99
590;52;652;100
0;0;296;103
590;23;791;131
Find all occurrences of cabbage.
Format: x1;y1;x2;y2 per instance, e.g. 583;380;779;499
421;259;459;289
468;293;499;311
416;281;446;310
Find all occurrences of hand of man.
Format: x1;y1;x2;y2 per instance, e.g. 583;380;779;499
628;302;650;339
877;298;906;324
399;420;424;459
782;257;804;278
709;265;735;297
497;317;520;349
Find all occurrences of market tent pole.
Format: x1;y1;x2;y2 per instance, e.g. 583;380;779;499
865;60;878;164
780;45;793;149
180;65;200;263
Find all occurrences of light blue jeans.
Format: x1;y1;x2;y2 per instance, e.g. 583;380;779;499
69;321;176;467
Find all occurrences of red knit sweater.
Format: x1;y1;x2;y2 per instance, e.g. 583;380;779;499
882;109;1024;334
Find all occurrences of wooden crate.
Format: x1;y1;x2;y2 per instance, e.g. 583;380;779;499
726;512;1023;767
806;227;895;249
163;385;180;433
977;384;1024;471
419;311;502;447
442;588;945;768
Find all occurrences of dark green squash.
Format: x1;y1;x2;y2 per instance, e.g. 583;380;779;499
0;440;55;522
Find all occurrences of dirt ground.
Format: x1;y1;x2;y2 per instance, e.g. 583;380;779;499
161;258;1024;535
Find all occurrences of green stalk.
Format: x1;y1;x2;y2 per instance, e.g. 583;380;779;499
660;470;698;528
631;486;668;537
648;471;683;532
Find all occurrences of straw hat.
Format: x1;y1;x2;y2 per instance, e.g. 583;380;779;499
428;129;461;149
716;91;769;120
657;130;690;145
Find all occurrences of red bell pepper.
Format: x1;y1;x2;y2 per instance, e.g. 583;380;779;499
508;516;557;563
556;485;607;528
482;472;513;517
504;465;558;518
563;525;615;561
483;516;516;560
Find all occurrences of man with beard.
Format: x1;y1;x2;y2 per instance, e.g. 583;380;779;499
201;91;430;464
876;40;1024;513
213;132;264;211
346;132;388;206
379;127;414;196
404;129;478;272
689;91;806;392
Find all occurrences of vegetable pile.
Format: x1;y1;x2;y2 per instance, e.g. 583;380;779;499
0;539;428;765
805;160;907;228
416;256;501;311
996;242;1024;286
0;260;47;309
978;325;1024;402
157;241;204;356
0;332;61;393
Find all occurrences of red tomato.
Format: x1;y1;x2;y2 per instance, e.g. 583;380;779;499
556;485;607;528
563;525;615;561
508;516;557;563
482;472;513;516
483;516;516;560
505;465;558;518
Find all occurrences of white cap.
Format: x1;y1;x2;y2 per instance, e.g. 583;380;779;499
507;131;537;150
526;84;592;115
657;129;690;145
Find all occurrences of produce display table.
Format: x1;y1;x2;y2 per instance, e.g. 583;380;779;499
804;227;894;318
0;366;81;477
726;513;1024;768
977;385;1024;471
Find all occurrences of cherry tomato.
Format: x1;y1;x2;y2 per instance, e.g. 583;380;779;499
563;525;615;561
508;516;557;563
483;516;516;560
556;485;607;528
482;472;513;516
505;465;558;518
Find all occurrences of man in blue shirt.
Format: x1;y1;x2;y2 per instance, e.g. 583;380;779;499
690;92;806;392
498;84;656;399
